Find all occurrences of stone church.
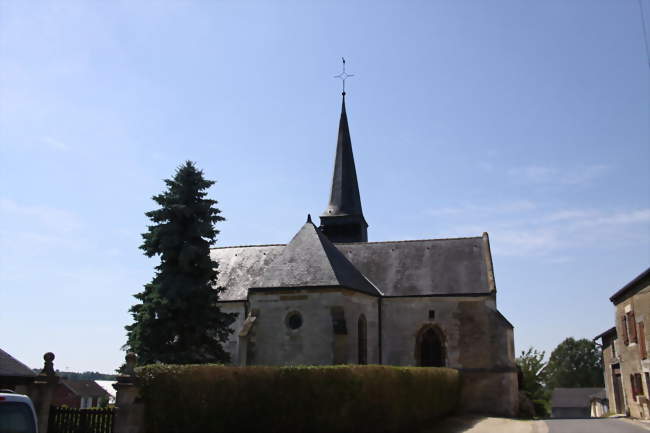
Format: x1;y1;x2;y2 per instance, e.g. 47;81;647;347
212;93;518;416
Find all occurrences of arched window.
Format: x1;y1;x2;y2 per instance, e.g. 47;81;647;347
358;314;367;365
418;327;445;367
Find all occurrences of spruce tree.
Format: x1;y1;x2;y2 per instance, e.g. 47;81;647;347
125;161;235;365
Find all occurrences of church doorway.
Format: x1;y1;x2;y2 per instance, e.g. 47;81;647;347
416;326;445;367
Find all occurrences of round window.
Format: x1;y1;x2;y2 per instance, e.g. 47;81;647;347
286;312;303;330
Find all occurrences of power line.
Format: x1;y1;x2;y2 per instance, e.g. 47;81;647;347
639;0;650;69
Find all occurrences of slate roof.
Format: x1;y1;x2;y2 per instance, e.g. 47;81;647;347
322;94;364;218
62;379;111;398
212;231;493;301
551;388;605;408
251;219;381;296
0;348;36;378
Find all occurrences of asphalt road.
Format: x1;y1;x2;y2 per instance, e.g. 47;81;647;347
545;418;648;433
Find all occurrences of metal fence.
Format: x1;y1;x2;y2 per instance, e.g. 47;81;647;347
48;406;115;433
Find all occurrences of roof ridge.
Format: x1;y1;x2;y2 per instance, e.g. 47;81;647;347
211;243;286;250
314;224;383;296
334;236;483;245
210;236;483;250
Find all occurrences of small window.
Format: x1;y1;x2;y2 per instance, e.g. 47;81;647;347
640;322;647;359
632;373;644;399
629;311;638;344
428;310;435;320
286;312;303;330
358;314;367;365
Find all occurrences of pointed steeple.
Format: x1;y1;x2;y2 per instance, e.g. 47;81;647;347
319;93;368;243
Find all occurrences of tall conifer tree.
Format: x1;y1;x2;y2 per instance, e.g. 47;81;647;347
125;161;235;364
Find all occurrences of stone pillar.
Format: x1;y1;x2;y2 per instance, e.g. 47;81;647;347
18;352;60;433
113;353;145;433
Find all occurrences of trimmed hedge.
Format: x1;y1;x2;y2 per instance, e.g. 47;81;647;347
137;364;459;433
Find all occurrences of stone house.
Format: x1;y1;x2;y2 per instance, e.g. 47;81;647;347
213;93;518;416
594;326;624;414
596;267;650;419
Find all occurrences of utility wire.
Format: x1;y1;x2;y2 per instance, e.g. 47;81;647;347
639;0;650;69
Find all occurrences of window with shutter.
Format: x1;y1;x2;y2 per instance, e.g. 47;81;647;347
640;321;647;359
632;374;637;399
623;315;630;345
630;311;638;344
638;374;644;396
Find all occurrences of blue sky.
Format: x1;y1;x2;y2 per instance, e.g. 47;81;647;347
1;0;648;373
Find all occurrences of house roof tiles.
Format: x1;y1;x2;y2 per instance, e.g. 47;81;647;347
0;348;36;378
609;267;650;304
62;379;110;398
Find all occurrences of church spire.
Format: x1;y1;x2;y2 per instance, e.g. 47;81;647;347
319;92;368;243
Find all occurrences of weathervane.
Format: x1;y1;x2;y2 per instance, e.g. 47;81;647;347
334;57;354;95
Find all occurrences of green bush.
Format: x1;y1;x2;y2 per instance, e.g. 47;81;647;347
137;364;460;433
532;399;550;418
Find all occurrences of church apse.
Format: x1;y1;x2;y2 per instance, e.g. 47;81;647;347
240;289;379;366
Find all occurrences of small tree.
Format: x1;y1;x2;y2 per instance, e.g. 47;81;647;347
543;337;604;389
517;347;547;399
517;347;550;417
125;161;235;365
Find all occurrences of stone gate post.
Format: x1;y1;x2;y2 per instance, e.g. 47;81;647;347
112;353;145;433
15;352;60;433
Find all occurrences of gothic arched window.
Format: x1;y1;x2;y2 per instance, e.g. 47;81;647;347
358;314;367;365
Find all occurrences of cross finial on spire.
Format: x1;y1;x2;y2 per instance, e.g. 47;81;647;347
334;57;354;95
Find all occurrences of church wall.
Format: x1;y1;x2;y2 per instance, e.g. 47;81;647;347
458;370;518;417
381;295;517;416
217;301;246;365
244;289;378;366
380;296;468;367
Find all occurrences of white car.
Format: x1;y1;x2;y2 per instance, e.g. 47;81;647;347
0;391;38;433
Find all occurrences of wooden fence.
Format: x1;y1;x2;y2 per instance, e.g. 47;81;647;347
48;406;115;433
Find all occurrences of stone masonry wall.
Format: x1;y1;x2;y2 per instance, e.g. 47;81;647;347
244;289;378;366
615;281;650;419
380;295;517;417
